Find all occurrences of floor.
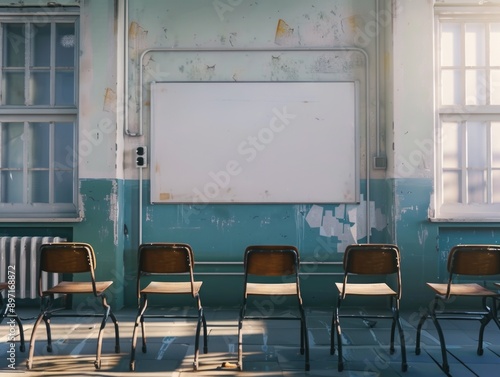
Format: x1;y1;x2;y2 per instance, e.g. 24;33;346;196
1;305;500;377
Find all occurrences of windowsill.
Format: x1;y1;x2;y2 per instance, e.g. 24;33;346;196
0;217;83;223
428;217;500;223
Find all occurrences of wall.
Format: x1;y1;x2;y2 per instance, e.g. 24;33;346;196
2;0;499;311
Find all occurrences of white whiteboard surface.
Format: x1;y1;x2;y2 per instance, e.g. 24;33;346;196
150;81;358;204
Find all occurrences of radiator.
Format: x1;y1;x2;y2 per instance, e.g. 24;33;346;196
0;236;66;299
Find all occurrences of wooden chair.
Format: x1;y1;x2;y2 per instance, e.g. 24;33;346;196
0;282;25;351
415;244;500;373
237;245;309;371
26;242;120;370
129;243;207;371
332;244;407;372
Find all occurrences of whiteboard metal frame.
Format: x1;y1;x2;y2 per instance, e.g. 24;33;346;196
150;80;360;204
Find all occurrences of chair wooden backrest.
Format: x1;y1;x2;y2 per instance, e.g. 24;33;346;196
244;245;299;276
38;242;97;296
445;244;500;298
447;245;500;276
137;243;196;297
341;244;402;299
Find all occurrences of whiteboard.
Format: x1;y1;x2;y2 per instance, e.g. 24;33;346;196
150;81;358;204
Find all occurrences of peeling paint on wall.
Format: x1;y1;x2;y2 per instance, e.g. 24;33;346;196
275;19;294;45
304;195;386;253
103;88;116;112
106;180;119;245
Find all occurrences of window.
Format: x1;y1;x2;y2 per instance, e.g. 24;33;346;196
435;7;500;220
0;9;79;219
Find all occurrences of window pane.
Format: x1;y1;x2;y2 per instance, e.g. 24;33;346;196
491;69;500;104
3;72;25;105
29;170;48;203
56;23;75;67
30;71;50;105
29;122;50;168
490;23;500;66
465;23;485;66
55;71;74;105
443;170;462;203
1;122;24;168
467;121;487;168
441;22;462;66
492;122;500;167
442;122;461;168
54;122;74;167
493;170;500;203
3;23;25;67
0;171;22;203
465;69;486;105
32;23;50;67
467;169;486;203
54;170;73;203
441;69;463;105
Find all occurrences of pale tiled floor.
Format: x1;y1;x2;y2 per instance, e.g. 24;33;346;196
1;306;499;376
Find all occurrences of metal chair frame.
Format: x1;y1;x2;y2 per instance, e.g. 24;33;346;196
0;282;25;352
332;244;407;372
26;242;120;370
129;243;207;371
237;245;310;372
415;244;500;373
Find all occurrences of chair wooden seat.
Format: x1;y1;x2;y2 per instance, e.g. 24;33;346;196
238;245;309;372
130;243;207;371
43;281;113;295
246;282;297;296
416;244;500;374
335;282;397;296
427;282;499;296
141;281;202;295
332;244;407;373
27;242;120;370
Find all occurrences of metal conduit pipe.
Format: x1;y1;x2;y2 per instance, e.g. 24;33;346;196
135;47;371;244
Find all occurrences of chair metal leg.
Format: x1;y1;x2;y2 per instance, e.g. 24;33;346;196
202;310;208;354
43;315;52;352
13;314;25;352
415;310;428;355
193;307;203;371
429;298;449;373
130;295;148;371
394;306;408;372
95;297;111;370
335;298;344;372
299;302;310;371
237;301;246;371
26;312;45;370
109;310;120;353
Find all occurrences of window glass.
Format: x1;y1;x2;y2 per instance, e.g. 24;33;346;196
4;23;24;67
443;171;462;203
30;122;50;168
442;122;462;169
32;23;50;67
466;121;487;168
465;23;485;67
441;23;462;66
56;23;75;67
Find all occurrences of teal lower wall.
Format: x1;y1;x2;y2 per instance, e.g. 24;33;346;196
2;177;500;312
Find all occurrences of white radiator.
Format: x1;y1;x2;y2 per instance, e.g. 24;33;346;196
0;236;66;299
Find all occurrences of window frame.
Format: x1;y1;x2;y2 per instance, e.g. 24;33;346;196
434;5;500;222
0;7;80;221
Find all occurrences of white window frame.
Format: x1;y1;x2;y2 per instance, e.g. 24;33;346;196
434;5;500;221
0;7;80;220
